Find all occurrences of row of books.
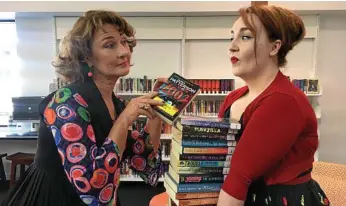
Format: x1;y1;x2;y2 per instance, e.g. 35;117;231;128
188;79;235;94
116;76;156;94
183;100;224;117
164;115;241;206
114;76;320;95
114;76;235;94
290;78;320;94
128;99;224;121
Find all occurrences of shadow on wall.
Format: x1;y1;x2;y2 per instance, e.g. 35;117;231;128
316;14;346;164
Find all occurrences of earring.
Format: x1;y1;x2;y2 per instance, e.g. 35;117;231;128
87;65;93;77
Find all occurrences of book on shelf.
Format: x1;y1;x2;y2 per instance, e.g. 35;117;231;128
183;99;224;117
152;73;201;125
164;115;241;206
116;75;156;94
114;76;235;95
290;78;321;94
188;79;235;94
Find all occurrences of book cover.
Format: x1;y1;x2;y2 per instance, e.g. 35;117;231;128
152;73;201;125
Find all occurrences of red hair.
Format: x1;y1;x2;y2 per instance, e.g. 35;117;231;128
239;5;306;67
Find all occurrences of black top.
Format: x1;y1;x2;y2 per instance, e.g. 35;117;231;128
1;78;163;206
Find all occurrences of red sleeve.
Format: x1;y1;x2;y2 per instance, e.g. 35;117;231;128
221;93;306;200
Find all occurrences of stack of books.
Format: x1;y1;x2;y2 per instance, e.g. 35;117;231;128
164;115;241;206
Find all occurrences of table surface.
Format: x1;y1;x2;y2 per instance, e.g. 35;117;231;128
0;131;38;140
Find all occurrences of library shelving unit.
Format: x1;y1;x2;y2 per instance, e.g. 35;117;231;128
52;13;322;182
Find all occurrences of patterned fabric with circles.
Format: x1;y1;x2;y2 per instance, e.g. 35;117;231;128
312;161;346;206
43;87;163;206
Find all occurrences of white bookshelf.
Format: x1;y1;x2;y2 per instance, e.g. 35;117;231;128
52;14;323;180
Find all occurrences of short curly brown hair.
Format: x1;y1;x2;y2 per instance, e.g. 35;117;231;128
52;10;137;83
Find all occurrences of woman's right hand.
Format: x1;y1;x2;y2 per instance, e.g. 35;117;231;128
118;92;164;127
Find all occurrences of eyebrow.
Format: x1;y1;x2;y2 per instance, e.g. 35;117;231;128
101;36;115;41
230;27;250;34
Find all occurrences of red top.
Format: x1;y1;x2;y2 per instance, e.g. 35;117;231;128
219;71;318;201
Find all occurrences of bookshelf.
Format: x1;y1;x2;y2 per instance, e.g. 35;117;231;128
52;14;322;181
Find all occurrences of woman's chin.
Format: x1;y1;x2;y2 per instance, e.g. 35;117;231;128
114;67;130;77
231;67;243;77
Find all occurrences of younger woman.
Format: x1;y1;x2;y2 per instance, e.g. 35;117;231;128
217;5;329;206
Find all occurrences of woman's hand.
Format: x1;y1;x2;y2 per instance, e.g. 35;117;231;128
118;92;164;127
217;190;245;206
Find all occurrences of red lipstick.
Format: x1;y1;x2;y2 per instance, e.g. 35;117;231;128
231;56;239;64
118;61;129;67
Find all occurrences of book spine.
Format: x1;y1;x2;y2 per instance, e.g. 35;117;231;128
179;174;225;184
174;167;227;174
177;183;222;193
181;139;229;147
183;125;230;134
179;154;231;161
181;133;236;141
181;120;232;129
179;197;218;205
175;192;219;200
182;147;230;155
177;160;230;168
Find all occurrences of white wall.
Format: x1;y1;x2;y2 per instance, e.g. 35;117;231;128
16;16;55;96
0;16;55;179
316;14;346;164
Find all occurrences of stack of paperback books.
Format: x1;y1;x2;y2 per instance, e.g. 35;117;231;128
164;115;241;206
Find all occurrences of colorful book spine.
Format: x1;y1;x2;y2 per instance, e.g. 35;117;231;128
181;139;230;147
167;173;223;193
175;160;230;168
178;154;231;161
173;167;228;175
178;174;225;184
180;119;232;129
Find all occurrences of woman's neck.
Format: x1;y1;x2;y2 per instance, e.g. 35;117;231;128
93;74;118;101
244;66;279;98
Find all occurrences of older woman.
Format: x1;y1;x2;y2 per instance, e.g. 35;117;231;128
2;10;165;206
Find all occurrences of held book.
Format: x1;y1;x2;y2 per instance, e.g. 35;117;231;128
152;73;201;125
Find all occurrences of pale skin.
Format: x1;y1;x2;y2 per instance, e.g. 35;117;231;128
86;23;166;160
217;14;282;206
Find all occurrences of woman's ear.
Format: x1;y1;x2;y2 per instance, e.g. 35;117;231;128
84;57;93;68
269;40;282;56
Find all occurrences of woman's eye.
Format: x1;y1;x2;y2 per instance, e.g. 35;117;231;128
230;37;234;41
104;43;115;48
242;36;252;40
121;39;128;45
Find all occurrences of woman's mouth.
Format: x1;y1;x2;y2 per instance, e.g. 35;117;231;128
231;56;239;64
117;61;129;67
